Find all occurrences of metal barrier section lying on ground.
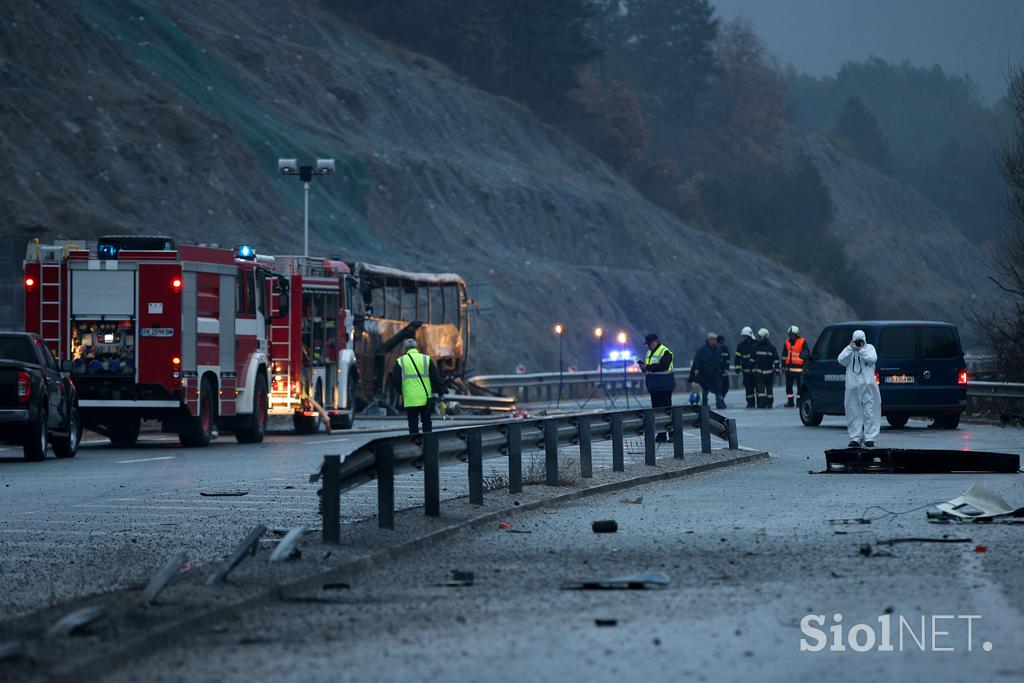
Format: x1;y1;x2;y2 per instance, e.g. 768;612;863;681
824;448;1020;474
317;404;738;543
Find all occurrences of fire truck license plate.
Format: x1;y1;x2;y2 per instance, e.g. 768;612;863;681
139;327;174;337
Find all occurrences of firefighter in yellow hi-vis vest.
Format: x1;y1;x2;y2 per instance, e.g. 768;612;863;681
390;339;446;434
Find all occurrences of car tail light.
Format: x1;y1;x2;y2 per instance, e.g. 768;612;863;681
171;277;183;293
958;370;968;385
874;371;880;385
24;276;35;291
17;371;30;403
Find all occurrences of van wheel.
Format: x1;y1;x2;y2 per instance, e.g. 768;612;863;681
23;408;48;461
799;393;823;426
934;413;961;430
53;409;81;458
180;378;216;447
108;417;141;447
886;413;910;429
236;375;268;444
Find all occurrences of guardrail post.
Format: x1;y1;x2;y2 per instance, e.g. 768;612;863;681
544;418;559;486
376;444;395;529
578;416;593;478
322;455;341;544
507;423;522;494
699;404;712;454
468;430;484;504
727;417;738;450
671;407;685;460
611;413;624;472
423;433;440;517
643;409;656;466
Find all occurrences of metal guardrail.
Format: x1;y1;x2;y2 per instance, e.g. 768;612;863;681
316;404;737;543
966;381;1024;400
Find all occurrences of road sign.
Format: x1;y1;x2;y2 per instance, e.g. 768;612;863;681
516;364;526;374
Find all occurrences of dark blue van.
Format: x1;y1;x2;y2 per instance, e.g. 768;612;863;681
799;321;967;429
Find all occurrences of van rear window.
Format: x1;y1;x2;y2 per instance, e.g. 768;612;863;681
918;326;960;358
878;328;917;358
0;336;37;364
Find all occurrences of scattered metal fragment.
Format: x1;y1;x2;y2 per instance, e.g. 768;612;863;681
934;483;1024;521
622;496;643;505
827;518;871;525
594;619;618;627
200;490;249;497
322;582;351;590
592;520;618;534
206;525;267;585
875;537;972;546
140;550;189;606
0;640;24;662
439;570;475;587
505;529;532;534
45;605;107;638
564;571;670;591
824;448;1020;474
269;526;307;563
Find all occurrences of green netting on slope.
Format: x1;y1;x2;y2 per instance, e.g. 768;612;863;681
77;0;375;250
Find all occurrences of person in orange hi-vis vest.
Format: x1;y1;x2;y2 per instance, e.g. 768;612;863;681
782;325;810;408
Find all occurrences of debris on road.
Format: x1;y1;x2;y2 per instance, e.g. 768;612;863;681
440;570;475;587
140;550;189;606
564;571;670;590
827;517;871;525
975;545;988;553
44;605;107;638
875;537;972;546
269;526;307;563
931;483;1024;521
0;640;24;662
592;520;618;533
824;448;1020;474
206;525;267;585
200;490;250;497
622;496;643;504
594;619;618;627
322;582;351;590
497;522;511;529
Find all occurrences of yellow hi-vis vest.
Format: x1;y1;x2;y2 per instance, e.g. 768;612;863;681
645;344;674;372
397;350;432;408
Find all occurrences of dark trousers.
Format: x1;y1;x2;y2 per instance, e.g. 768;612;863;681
742;372;757;407
649;390;673;440
755;371;774;408
405;404;433;434
720;374;730;399
699;384;723;407
785;371;802;404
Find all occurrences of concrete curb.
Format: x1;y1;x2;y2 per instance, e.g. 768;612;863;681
48;450;768;682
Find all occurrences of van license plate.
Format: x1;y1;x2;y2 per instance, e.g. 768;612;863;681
140;327;174;337
885;374;915;384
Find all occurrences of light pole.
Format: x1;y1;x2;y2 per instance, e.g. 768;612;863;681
554;323;565;407
617;331;632;408
278;158;335;258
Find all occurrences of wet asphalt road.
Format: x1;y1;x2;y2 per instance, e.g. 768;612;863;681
96;394;1024;683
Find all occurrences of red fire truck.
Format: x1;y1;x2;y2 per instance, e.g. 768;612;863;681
269;255;359;433
23;236;277;447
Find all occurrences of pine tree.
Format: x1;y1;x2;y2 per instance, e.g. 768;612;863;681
835;96;893;172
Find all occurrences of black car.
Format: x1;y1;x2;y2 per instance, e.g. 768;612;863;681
0;332;81;460
799;321;967;430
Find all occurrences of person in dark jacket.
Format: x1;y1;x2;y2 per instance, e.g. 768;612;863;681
716;335;730;407
688;332;725;408
734;326;758;408
753;328;780;409
637;333;675;441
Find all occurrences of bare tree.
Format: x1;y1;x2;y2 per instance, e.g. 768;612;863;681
977;63;1024;379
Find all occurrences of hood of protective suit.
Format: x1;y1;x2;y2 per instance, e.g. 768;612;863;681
852;329;866;342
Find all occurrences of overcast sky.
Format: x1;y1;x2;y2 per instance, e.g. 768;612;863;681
711;0;1024;103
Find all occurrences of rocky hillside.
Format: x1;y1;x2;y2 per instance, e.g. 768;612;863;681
2;0;888;372
801;134;994;336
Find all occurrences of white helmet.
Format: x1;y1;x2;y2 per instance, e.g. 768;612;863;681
741;326;753;338
788;325;799;335
758;328;770;338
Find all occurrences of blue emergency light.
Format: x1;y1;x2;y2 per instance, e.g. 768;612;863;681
236;245;256;259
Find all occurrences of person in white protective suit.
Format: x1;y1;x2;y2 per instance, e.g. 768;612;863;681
837;329;881;447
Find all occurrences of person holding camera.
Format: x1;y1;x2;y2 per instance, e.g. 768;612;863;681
837;329;881;448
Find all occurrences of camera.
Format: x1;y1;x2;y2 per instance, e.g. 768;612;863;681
854;340;864;347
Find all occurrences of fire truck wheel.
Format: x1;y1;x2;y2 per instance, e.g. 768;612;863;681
236;375;268;444
329;376;357;430
180;378;215;448
108;418;141;448
293;412;318;435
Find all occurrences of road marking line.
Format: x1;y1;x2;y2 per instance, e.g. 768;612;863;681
307;437;351;444
116;456;176;464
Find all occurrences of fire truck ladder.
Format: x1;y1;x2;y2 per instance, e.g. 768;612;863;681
38;245;66;357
